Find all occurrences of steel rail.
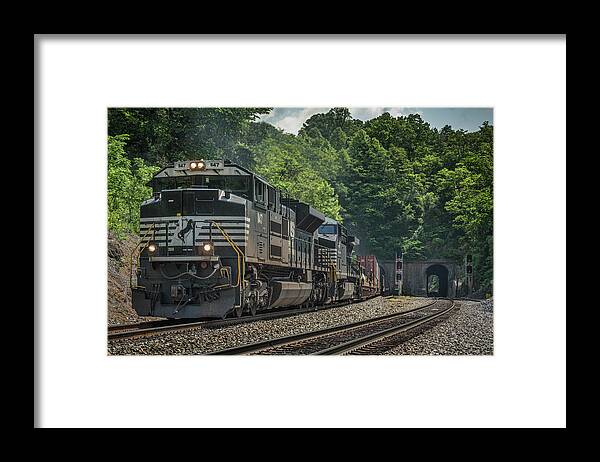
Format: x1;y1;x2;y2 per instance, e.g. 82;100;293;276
314;300;456;355
108;294;381;341
208;299;441;355
108;318;192;333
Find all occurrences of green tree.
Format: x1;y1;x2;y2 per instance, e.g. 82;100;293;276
252;137;342;220
106;107;494;293
344;130;424;258
108;107;271;165
107;135;159;236
299;107;363;141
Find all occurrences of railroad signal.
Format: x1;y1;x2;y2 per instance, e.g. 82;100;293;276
465;254;473;295
395;250;403;295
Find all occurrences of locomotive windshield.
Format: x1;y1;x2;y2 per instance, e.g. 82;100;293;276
152;175;251;199
203;175;249;193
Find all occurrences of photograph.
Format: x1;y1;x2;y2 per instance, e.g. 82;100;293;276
36;34;565;429
106;107;494;356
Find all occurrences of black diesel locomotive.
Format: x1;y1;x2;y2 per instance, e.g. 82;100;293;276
132;159;382;319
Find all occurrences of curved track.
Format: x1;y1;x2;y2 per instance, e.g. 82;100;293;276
209;298;455;355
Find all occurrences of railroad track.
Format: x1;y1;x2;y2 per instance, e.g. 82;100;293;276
108;318;192;334
209;298;456;355
108;295;380;341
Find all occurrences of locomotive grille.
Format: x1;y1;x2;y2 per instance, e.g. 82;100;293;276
270;220;282;235
270;244;282;257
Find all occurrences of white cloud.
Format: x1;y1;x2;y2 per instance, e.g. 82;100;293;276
259;107;331;134
350;107;423;120
349;107;387;120
260;107;426;134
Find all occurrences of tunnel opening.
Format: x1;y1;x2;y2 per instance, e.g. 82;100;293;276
426;264;449;297
428;274;439;295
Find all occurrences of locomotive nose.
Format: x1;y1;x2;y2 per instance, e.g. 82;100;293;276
177;219;194;241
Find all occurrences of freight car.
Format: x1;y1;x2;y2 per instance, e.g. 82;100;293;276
132;159;380;319
357;255;383;296
380;258;402;296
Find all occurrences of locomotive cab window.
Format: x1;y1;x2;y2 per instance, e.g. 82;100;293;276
152;177;193;192
267;186;276;211
254;178;266;205
202;175;250;199
152;175;250;198
276;190;282;214
152;178;174;193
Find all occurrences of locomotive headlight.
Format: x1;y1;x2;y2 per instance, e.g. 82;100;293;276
189;160;206;171
148;243;157;253
203;242;213;252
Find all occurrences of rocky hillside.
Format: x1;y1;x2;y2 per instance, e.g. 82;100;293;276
107;231;160;325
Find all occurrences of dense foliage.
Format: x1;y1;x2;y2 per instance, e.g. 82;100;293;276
107;108;493;292
107;134;159;236
108;108;271;166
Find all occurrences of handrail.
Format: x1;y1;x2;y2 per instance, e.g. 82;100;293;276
210;221;246;307
210;222;242;286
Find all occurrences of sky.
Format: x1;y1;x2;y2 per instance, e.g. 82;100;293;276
259;107;493;135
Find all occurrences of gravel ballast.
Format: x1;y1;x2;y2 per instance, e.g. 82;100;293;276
382;299;493;355
108;296;434;355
